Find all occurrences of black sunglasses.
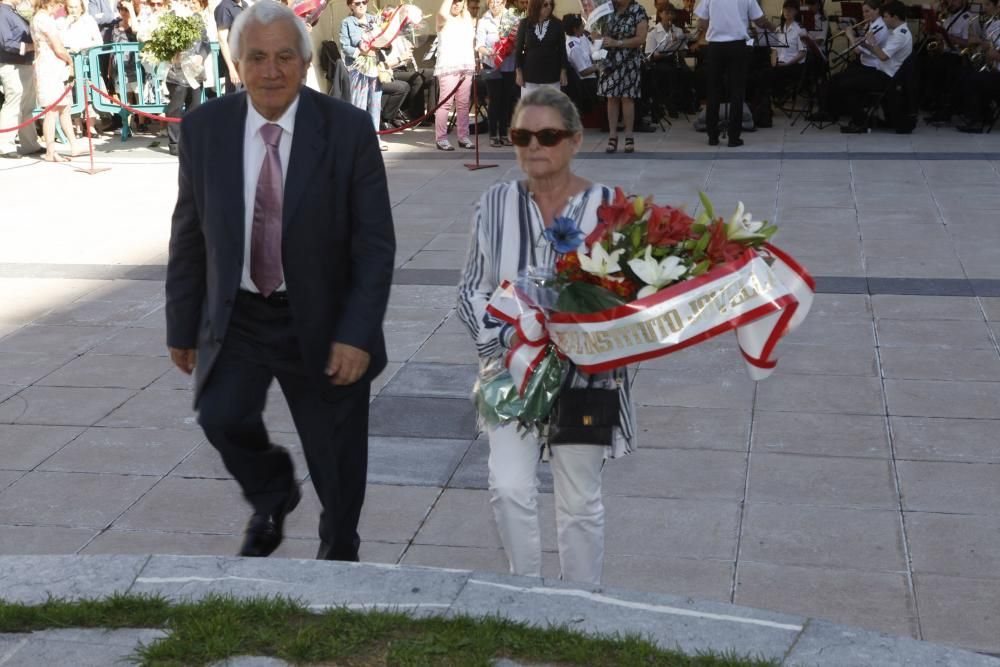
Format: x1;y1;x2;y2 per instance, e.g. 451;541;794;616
509;128;575;147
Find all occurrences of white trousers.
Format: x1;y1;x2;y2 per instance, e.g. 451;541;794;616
0;63;43;154
487;422;605;585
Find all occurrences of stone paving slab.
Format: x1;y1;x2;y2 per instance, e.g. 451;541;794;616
1;555;995;666
2;126;1000;660
0;629;168;667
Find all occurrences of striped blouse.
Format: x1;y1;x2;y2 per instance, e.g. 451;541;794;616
457;180;637;459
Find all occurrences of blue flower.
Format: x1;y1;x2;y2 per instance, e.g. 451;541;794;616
543;216;585;254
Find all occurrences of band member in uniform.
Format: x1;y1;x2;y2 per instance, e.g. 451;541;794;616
810;0;887;121
693;0;773;146
923;0;973;123
769;0;807;102
839;0;912;132
564;13;599;113
956;0;1000;132
645;3;694;117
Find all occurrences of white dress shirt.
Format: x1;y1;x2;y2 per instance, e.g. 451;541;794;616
241;94;299;293
566;34;597;79
645;23;686;57
859;17;888;69
694;0;763;43
774;20;806;63
873;22;912;78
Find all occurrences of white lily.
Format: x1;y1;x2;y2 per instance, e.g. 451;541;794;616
612;232;625;244
577;243;624;277
627;246;688;299
726;201;766;240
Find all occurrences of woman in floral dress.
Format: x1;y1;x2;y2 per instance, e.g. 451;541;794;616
595;0;648;154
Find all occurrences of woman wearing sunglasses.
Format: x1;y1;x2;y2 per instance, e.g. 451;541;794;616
457;88;637;586
340;0;389;150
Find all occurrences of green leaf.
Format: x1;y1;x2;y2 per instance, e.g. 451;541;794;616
555;281;626;314
690;259;712;276
630;224;643;250
698;191;715;220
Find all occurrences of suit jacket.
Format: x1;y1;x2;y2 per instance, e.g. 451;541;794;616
165;87;396;404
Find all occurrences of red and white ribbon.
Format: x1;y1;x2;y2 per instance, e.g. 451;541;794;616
485;245;815;392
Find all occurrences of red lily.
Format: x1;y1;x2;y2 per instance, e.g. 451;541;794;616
705;219;745;265
647;204;696;247
587;187;635;245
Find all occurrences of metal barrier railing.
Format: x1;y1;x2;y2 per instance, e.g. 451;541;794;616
32;41;222;142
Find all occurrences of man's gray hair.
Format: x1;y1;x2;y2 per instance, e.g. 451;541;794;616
512;87;583;134
229;0;313;62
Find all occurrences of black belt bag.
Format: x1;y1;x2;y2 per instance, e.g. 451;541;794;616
549;373;620;447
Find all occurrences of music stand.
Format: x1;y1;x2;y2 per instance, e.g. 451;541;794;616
753;29;789;49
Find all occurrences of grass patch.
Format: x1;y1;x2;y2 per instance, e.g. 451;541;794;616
0;593;779;666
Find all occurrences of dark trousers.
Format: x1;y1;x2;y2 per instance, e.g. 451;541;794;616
197;292;370;561
484;74;513;139
165;82;202;147
962;70;1000;124
380;78;408;122
648;59;695;114
841;66;890;126
705;40;749;140
922;51;963;114
392;66;430;118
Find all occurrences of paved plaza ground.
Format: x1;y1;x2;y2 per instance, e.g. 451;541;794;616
0;117;999;659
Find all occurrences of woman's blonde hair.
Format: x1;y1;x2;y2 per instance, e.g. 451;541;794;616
512;87;583;134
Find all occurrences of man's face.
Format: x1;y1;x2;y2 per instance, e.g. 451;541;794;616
467;0;479;14
517;0;528;12
235;19;309;121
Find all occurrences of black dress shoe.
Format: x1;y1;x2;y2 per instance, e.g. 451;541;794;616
1;151;22;159
840;123;867;134
238;483;301;557
168;144;178;156
727;138;744;147
707;136;719;146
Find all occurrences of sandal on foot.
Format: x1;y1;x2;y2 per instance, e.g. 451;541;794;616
605;137;618;153
624;137;635;153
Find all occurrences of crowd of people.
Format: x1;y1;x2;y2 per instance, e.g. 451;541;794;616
3;0;999;160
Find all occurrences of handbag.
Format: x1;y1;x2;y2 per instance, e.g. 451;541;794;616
548;371;620;446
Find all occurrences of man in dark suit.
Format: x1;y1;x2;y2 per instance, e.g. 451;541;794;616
165;0;395;562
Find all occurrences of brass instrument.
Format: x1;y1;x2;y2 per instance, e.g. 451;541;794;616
829;22;881;67
828;17;870;42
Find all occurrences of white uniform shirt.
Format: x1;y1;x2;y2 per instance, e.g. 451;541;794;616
694;0;763;42
985;15;1000;71
774;20;806;63
942;8;972;53
859;16;888;69
566;34;597;79
645;23;686;57
241;94;299;294
874;22;912;78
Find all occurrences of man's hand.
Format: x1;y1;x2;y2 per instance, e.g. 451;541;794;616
325;342;371;385
169;347;197;375
515;69;524;87
559;69;568;87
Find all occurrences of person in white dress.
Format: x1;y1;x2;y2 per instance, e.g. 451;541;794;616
31;0;81;160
